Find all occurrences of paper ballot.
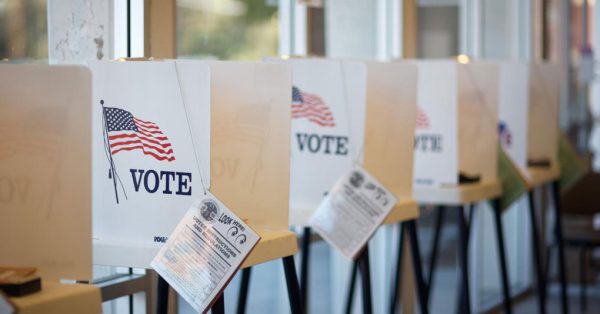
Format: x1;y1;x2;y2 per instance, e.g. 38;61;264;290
309;166;397;259
151;193;259;313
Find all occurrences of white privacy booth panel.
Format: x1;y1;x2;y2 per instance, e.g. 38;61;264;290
90;60;211;268
0;65;93;281
362;61;419;223
527;63;560;178
265;58;367;227
497;61;530;171
410;60;500;189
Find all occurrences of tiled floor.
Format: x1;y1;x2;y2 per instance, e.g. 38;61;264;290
513;283;600;314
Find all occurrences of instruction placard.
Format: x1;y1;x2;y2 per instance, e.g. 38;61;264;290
309;166;397;259
151;193;259;313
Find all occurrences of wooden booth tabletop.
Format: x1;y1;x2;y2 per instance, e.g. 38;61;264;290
413;180;502;206
525;167;560;189
9;281;101;314
383;198;420;225
241;227;298;268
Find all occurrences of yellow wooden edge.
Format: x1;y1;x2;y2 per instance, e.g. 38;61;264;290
413;180;502;205
383;198;419;224
525;167;560;189
241;227;298;268
11;281;101;314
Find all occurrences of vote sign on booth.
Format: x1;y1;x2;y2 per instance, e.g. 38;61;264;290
90;61;211;268
497;62;529;170
271;59;367;226
413;60;499;187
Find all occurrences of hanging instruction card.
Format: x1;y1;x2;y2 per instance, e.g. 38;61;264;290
309;166;397;259
151;193;260;313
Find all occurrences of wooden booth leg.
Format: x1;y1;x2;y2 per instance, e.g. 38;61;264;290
455;206;472;314
528;189;547;314
283;255;303;314
405;220;430;314
389;223;405;314
490;198;513;314
236;267;252;314
344;260;359;314
300;226;312;314
211;293;225;314
551;181;569;314
157;275;169;314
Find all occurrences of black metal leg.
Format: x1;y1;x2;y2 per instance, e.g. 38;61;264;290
128;267;134;314
405;220;430;314
300;227;311;314
456;204;474;314
528;189;547;314
357;246;373;314
344;261;359;314
467;204;475;237
580;246;587;312
551;181;569;314
545;243;553;283
212;293;225;314
156;275;169;314
283;256;303;314
426;207;445;302
389;223;405;314
491;198;513;314
456;206;471;314
236;267;252;314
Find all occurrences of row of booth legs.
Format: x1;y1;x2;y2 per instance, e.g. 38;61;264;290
154;181;569;314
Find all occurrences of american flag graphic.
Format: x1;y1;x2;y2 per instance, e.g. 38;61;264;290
292;86;335;127
498;121;512;148
103;107;175;162
415;106;430;129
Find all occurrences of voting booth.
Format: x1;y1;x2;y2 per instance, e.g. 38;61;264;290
0;64;102;312
406;60;510;314
362;61;419;224
264;58;367;227
0;65;93;281
498;62;560;184
411;60;501;203
207;61;299;267
90;60;212;268
497;62;566;312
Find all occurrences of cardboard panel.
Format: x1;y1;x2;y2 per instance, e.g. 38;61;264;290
268;59;367;226
413;61;458;186
458;62;499;183
209;62;292;230
528;63;560;172
363;62;417;199
90;61;211;268
497;62;529;170
0;65;92;280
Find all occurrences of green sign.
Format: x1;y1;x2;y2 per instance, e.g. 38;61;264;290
558;133;587;192
498;146;528;211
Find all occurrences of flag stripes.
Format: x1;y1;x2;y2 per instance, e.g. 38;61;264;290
103;107;175;162
292;86;336;127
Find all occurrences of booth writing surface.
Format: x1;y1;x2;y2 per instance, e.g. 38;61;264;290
0;65;92;280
